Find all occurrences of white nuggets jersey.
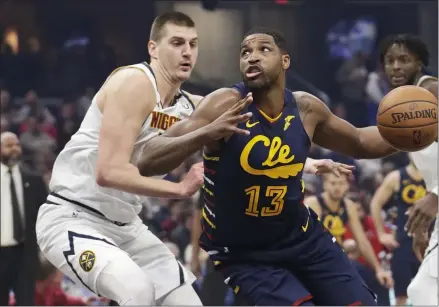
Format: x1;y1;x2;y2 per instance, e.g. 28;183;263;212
49;62;196;223
410;74;438;252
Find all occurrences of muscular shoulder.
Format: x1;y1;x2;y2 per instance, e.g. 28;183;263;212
292;91;328;122
98;67;156;111
195;87;242;119
420;78;438;99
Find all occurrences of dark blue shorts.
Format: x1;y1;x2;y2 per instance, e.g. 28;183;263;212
219;215;377;306
390;242;420;297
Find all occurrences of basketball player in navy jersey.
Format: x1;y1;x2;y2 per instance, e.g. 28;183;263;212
306;173;392;286
137;27;402;305
370;159;426;305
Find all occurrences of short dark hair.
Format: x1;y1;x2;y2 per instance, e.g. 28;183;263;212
150;12;195;42
379;34;429;66
244;27;288;53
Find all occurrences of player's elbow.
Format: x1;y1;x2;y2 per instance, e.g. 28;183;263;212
137;157;153;177
95;165;116;188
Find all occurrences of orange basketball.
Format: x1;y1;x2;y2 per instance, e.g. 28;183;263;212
377;85;438;152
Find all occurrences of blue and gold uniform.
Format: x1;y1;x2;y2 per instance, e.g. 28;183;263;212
199;83;377;306
389;167;425;297
317;195;348;245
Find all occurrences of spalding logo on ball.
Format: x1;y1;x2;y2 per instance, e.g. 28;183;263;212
377;85;438;152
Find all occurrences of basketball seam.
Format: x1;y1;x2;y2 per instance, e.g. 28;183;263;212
377;122;438;129
378;100;438;116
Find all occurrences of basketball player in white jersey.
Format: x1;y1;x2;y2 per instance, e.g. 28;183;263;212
379;33;438;305
35;12;219;306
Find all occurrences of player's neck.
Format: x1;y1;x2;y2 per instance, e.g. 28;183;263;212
322;192;341;211
253;85;285;118
150;61;182;107
406;164;423;181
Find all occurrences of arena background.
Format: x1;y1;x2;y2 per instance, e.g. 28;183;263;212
0;0;438;306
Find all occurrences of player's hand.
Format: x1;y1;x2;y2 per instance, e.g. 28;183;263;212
305;158;355;177
205;93;253;140
412;230;429;262
405;192;438;236
378;233;399;251
191;257;202;279
375;268;394;289
179;162;204;198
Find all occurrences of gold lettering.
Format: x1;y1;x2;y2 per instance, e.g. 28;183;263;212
401;184;426;205
240;135;303;179
323;215;346;244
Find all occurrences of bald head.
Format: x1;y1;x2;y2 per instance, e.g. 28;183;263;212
1;131;21;165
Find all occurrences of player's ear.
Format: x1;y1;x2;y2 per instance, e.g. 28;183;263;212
282;54;290;70
148;40;158;59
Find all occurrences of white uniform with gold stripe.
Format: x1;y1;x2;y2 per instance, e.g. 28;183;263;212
407;75;438;306
36;63;199;303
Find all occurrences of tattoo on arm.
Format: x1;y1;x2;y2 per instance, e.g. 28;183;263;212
297;95;312;121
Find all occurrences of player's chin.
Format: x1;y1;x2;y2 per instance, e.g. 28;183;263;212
175;70;192;81
243;78;266;89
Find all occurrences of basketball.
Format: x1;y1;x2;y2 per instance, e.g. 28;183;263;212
377;85;438;152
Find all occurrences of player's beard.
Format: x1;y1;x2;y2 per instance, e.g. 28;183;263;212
242;73;271;90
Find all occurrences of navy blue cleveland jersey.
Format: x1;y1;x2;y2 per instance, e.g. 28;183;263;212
199;83;311;262
317;194;349;245
388;167;426;243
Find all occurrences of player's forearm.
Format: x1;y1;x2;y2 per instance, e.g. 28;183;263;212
138;128;211;177
357;239;382;272
355;126;397;159
370;202;387;236
96;164;185;198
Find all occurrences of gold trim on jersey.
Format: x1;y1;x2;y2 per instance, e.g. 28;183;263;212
257;108;283;123
203;152;220;161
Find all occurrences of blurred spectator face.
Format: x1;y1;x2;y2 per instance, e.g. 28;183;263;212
149;23;199;82
1;89;10;109
61;102;75;118
25;90;38;104
1;132;22;165
323;173;349;201
383;44;421;88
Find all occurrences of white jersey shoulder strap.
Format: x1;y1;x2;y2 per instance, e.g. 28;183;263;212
417;75;438;87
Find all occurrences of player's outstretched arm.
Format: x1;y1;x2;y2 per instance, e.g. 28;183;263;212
138;89;253;176
304;158;354;177
370;170;400;250
95;68;198;198
295;92;397;159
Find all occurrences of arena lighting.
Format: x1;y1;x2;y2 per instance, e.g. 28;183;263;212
201;0;220;11
275;0;288;4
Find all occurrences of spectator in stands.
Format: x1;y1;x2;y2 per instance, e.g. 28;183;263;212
19;116;57;167
336;51;369;127
15;90;56;127
56;100;81;150
0;132;47;306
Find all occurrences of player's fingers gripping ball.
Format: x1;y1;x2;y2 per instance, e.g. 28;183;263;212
377;85;438;152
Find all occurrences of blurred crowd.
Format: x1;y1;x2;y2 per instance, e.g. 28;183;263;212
0;23;417;306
